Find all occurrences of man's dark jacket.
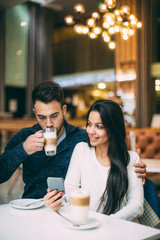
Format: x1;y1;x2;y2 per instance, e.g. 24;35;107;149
0;120;86;198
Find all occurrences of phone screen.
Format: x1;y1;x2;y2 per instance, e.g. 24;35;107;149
47;177;65;193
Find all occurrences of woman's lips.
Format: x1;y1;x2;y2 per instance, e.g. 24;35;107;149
89;136;98;142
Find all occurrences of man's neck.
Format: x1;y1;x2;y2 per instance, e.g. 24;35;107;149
57;127;66;146
57;125;65;140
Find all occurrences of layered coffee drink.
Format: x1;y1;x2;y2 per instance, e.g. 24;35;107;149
43;127;57;156
70;189;90;224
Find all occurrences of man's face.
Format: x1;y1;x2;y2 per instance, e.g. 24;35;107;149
33;100;67;139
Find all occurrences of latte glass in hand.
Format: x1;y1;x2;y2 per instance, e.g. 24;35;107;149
43;127;57;156
70;189;90;225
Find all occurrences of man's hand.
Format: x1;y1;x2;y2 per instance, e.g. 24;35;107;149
134;148;146;185
43;189;63;211
23;130;44;155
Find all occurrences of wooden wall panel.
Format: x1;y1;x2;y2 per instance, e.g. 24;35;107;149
115;0;152;127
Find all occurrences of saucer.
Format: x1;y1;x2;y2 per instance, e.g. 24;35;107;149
60;217;100;230
9;199;45;210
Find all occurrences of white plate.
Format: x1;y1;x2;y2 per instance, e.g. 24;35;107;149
60;217;100;230
9;199;45;210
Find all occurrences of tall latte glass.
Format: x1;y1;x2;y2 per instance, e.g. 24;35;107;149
43;127;57;156
70;189;90;225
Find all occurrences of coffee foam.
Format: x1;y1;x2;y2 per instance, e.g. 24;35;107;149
43;132;56;138
71;190;89;198
70;190;90;206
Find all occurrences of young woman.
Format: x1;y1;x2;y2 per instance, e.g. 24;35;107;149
44;100;144;221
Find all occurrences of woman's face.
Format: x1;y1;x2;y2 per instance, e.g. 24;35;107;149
86;111;108;147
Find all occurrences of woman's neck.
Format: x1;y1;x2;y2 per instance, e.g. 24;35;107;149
95;145;111;167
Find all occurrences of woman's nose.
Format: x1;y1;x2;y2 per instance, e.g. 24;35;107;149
88;126;95;134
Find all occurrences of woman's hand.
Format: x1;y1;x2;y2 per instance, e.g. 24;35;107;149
43;189;63;211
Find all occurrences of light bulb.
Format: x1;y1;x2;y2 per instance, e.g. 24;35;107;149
121;5;130;14
98;3;107;13
91;12;100;19
155;79;160;85
124;21;129;27
64;15;75;25
115;25;120;32
117;16;122;22
129;15;135;20
82;26;89;34
98;82;106;89
103;35;110;42
109;41;115;49
114;10;120;16
73;24;83;34
88;32;97;39
74;4;85;14
102;31;108;37
137;22;142;28
105;0;116;9
103;13;115;23
87;18;95;27
123;34;128;40
102;21;110;29
121;27;128;35
93;27;102;35
129;29;134;35
130;19;137;25
109;27;115;34
155;86;160;91
20;22;27;27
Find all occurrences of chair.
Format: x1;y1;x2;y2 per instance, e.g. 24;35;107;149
144;178;160;218
138;178;160;228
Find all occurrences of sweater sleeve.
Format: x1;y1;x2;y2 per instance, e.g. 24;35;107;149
0;131;28;183
64;143;82;197
113;151;144;221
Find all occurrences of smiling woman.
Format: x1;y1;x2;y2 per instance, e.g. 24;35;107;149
63;99;144;222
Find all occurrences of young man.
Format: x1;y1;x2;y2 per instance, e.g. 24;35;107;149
0;81;146;199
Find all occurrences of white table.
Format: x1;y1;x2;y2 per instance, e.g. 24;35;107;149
142;159;160;173
0;204;160;240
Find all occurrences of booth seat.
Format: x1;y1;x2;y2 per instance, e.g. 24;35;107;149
126;128;160;159
126;128;160;198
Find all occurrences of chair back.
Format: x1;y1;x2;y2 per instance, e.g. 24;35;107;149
138;178;160;228
144;178;160;218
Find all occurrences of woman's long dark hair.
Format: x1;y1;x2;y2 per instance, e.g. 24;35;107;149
86;99;130;215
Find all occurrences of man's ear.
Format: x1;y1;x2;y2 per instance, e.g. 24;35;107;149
33;108;36;116
62;104;67;116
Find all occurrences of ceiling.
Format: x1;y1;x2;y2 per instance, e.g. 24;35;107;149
0;0;27;9
0;0;98;25
0;0;97;11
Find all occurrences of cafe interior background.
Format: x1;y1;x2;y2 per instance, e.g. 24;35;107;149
0;0;160;127
0;0;160;203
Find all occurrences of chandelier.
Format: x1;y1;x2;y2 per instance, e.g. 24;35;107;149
64;0;142;49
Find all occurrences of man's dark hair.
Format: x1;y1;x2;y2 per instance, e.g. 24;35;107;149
32;81;64;107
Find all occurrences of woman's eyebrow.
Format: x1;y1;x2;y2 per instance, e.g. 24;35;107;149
88;120;103;124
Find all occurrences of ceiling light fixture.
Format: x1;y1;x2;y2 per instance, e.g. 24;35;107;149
64;0;142;49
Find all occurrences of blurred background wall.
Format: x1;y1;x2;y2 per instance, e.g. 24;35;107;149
0;0;160;128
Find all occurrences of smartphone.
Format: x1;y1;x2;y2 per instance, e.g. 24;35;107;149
47;177;65;193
